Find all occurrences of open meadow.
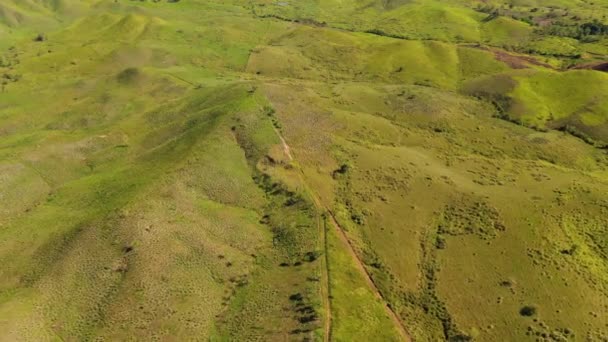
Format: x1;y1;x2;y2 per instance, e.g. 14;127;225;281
0;0;607;341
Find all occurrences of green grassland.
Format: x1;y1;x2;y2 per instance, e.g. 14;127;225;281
1;0;607;341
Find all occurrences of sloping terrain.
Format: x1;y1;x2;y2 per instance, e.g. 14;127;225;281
0;1;607;341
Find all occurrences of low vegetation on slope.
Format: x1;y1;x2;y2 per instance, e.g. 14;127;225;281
0;0;607;341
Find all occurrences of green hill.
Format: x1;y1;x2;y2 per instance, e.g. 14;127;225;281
1;1;607;341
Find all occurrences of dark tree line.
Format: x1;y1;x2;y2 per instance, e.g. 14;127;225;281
541;20;608;41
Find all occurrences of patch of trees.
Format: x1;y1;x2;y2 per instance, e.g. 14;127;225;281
475;3;608;42
556;124;607;148
364;28;406;40
476;4;499;15
475;4;529;24
476;4;500;23
541;20;608;41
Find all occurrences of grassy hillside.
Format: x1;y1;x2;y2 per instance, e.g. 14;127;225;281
1;0;607;341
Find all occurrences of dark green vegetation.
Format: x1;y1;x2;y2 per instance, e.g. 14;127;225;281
1;0;607;341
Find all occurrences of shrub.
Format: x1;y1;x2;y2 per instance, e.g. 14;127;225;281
332;163;350;178
520;305;537;317
289;293;303;301
117;67;140;84
435;236;447;249
304;251;321;262
34;33;46;42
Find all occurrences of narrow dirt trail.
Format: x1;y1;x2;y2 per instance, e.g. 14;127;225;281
324;210;411;342
272;126;412;342
272;126;331;341
275;128;293;161
317;212;333;342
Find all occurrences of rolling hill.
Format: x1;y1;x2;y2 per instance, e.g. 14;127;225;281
1;0;607;341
